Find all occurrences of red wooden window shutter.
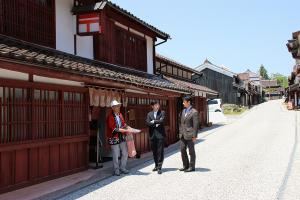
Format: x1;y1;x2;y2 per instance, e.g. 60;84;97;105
77;12;101;34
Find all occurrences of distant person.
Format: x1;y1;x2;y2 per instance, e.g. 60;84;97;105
106;100;129;176
178;96;199;172
146;101;166;174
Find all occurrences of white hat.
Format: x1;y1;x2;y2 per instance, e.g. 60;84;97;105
110;100;122;107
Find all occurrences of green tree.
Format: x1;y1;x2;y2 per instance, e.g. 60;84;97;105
259;65;270;80
271;73;288;88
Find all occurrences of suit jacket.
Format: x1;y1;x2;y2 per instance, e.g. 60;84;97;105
179;107;199;140
146;110;166;140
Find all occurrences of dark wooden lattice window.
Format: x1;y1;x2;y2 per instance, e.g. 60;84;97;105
0;83;88;144
0;0;55;48
115;27;147;71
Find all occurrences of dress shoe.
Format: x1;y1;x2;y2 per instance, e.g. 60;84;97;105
152;167;158;172
120;169;129;174
114;170;120;176
157;168;162;174
184;167;195;172
179;167;188;171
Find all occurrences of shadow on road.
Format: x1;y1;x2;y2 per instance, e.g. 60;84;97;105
161;167;211;173
196;168;211;172
56;129;217;199
161;168;179;173
201;124;225;132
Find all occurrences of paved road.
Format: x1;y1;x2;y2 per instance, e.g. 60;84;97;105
60;100;299;200
208;109;248;125
208;111;227;124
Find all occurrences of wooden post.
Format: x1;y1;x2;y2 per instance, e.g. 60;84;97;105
295;92;298;107
0;97;2;144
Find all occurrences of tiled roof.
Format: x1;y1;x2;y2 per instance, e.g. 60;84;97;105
260;80;278;88
164;76;218;96
0;34;189;93
195;59;236;78
244;69;260;78
72;0;170;40
238;70;261;82
238;73;249;81
203;58;212;65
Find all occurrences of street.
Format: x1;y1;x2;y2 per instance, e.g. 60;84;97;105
208;111;227;124
60;100;299;200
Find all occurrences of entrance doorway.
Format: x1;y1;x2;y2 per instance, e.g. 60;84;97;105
89;107;111;168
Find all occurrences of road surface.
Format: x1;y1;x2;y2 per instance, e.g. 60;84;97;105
60;100;299;200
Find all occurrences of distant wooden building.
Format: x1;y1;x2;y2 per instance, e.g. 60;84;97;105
194;59;246;105
155;54;218;127
260;80;284;100
156;54;200;82
238;70;263;106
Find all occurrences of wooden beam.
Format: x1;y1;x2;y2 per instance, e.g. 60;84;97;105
0;135;88;152
125;92;169;100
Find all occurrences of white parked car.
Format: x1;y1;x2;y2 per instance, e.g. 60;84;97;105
208;98;223;112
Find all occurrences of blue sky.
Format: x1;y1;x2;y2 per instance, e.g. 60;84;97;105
112;0;299;76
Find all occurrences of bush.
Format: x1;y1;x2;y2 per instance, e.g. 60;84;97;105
223;104;247;115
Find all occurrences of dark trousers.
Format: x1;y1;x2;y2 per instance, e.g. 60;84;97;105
151;138;165;169
180;137;196;168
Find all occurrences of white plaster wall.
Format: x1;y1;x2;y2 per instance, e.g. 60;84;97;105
56;0;94;59
0;68;28;81
33;75;83;87
55;0;75;54
146;36;154;74
76;35;94;59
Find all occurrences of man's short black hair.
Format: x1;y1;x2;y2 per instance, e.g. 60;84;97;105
183;95;193;102
150;101;159;106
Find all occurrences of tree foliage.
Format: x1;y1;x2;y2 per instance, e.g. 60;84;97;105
259;65;270;80
271;73;288;88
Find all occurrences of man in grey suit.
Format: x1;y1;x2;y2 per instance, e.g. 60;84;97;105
146;101;166;174
179;96;199;172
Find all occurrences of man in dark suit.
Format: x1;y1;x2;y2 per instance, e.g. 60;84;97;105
179;96;199;172
146;101;166;174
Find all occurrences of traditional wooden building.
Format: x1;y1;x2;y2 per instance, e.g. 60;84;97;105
0;0;190;193
260;80;284;100
155;54;201;82
238;70;263;106
155;54;218;127
286;31;300;109
194;59;246;105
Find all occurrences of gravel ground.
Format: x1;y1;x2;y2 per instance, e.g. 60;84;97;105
59;100;299;200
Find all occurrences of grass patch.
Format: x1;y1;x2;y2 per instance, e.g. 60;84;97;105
223;104;248;115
